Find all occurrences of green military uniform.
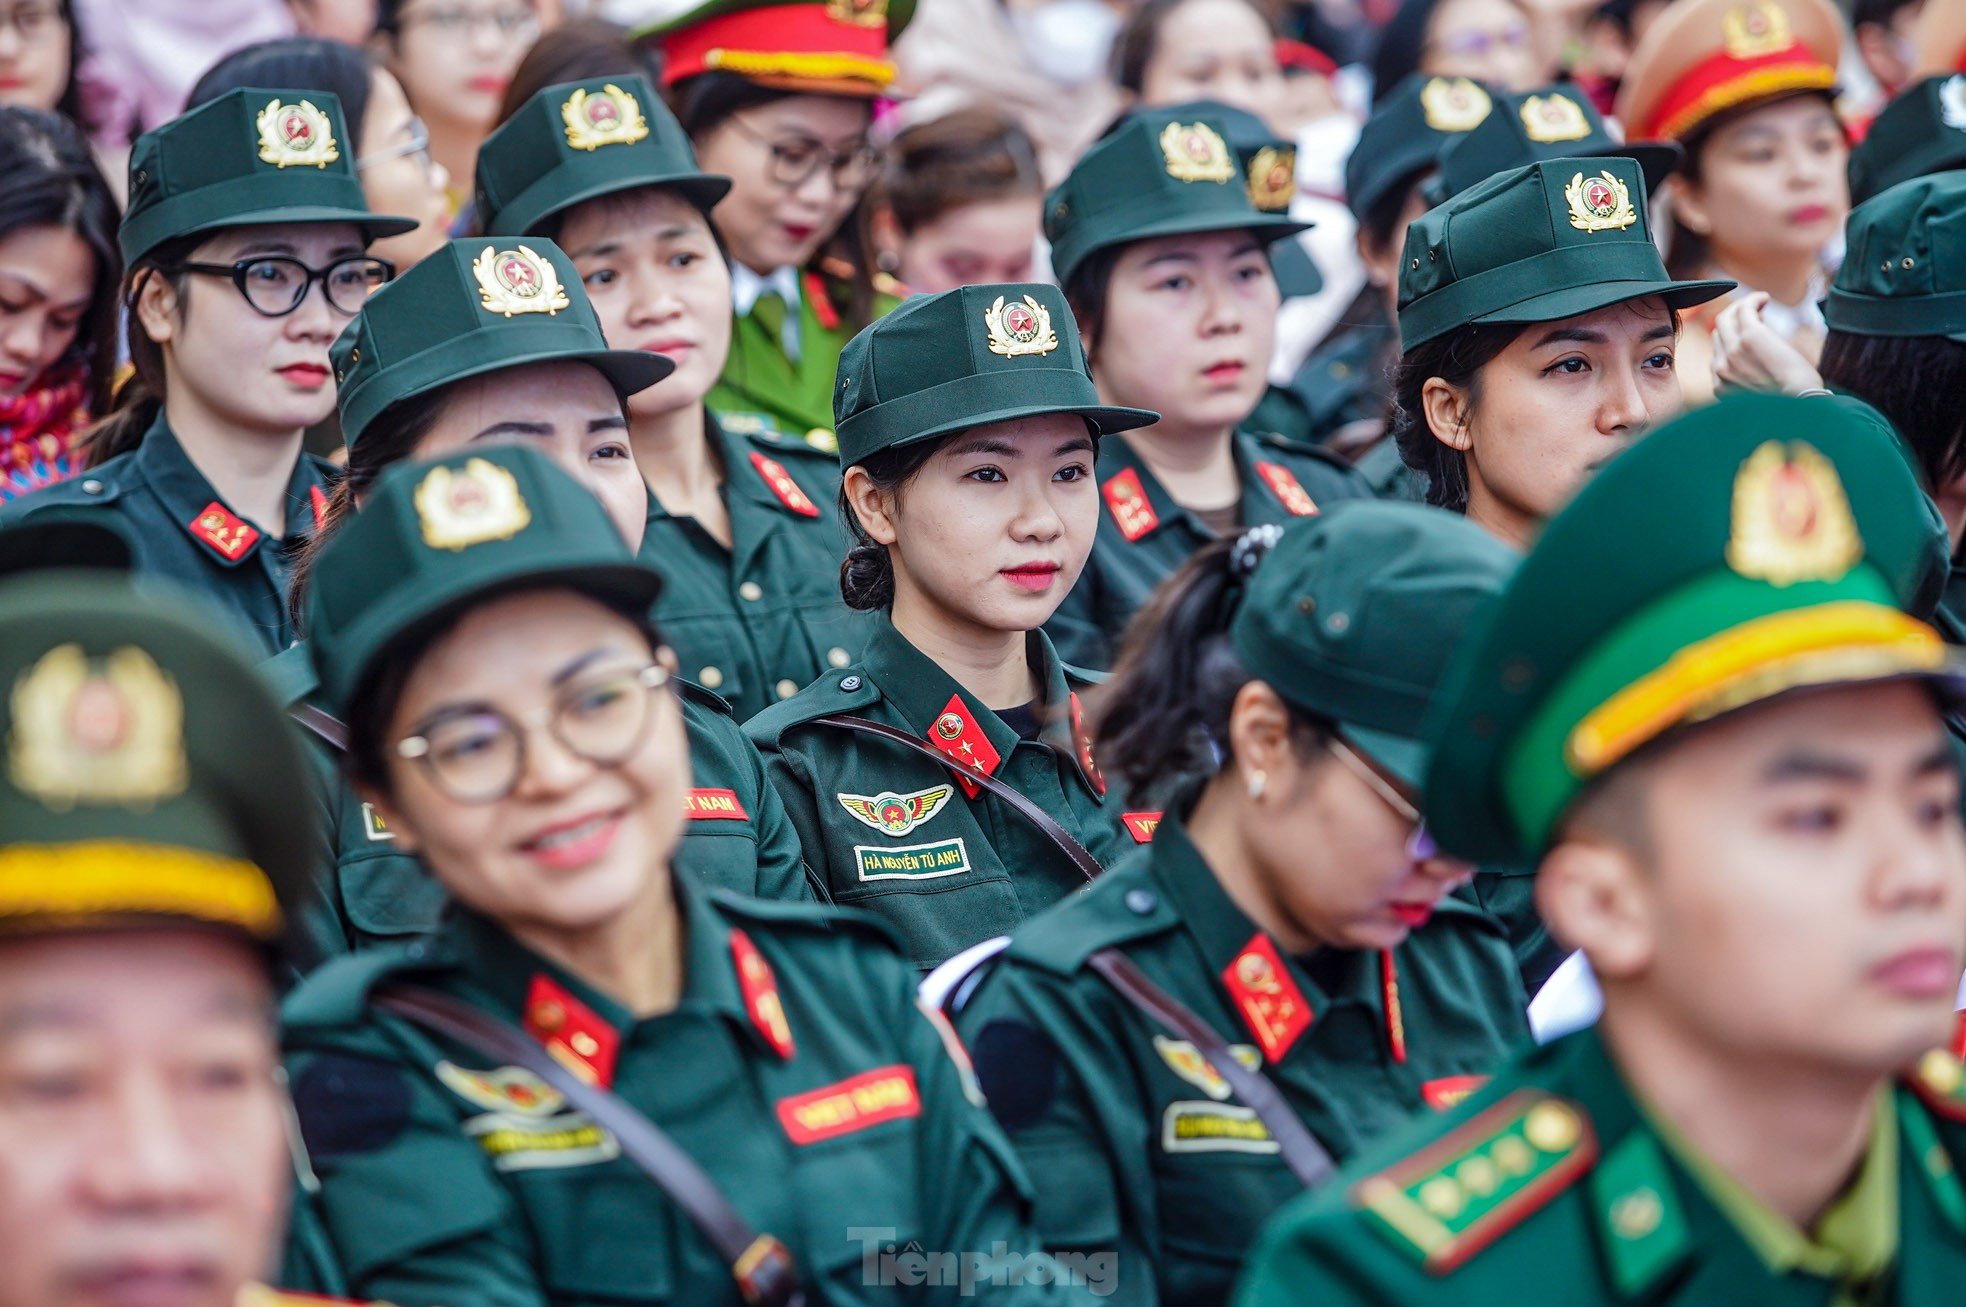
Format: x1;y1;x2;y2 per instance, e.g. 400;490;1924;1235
954;502;1531;1307
289;441;1076;1305
0;87;412;660
748;281;1152;966
1849;77;1966;207
1039;108;1372;669
475;75;870;719
1234;394;1957;1305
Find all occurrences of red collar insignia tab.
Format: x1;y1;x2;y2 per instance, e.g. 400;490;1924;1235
188;501;260;562
1122;812;1163;843
730;928;796;1059
1222;932;1312;1062
308;484;329;532
1103;468;1160;542
801;270;840;331
1254;461;1321;517
1382;948;1407;1063
926;694;1001;799
1070;691;1105;795
522;974;620;1088
749;451;821;518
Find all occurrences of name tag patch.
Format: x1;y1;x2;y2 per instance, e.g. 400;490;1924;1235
1161;1101;1279;1155
854;837;970;881
685;787;749;820
777;1065;921;1144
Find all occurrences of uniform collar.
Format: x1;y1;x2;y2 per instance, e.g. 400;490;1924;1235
730;262;801;318
1098;429;1307;544
133;413;328;566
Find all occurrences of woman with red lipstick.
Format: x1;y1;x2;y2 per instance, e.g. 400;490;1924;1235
0;87;414;660
1042;106;1372;671
286;442;1079;1304
641;0;904;442
748;282;1154;970
1616;0;1849;401
474;74;868;722
948;504;1529;1307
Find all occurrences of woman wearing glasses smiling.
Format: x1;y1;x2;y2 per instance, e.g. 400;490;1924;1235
948;504;1529;1307
0;86;413;659
641;0;906;443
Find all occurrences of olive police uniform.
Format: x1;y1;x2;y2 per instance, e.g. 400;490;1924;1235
1235;395;1958;1305
747;282;1153;967
954;503;1531;1307
475;76;868;719
288;443;1073;1305
0;88;413;660
641;0;911;443
1040;108;1371;670
1848;77;1966;208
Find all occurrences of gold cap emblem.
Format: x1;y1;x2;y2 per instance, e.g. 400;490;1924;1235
826;0;888;27
1246;145;1296;212
1564;169;1638;232
415;457;533;552
1159;121;1236;184
9;644;187;811
1520;94;1591;144
561;84;650;151
1726;440;1862;586
983;293;1059;358
1420;77;1493;133
1723;0;1792;58
255;97;340;169
472;244;571;318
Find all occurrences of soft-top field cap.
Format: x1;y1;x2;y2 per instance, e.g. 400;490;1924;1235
1396;155;1732;351
1826;172;1966;342
1423;393;1958;865
120;87;415;267
832;281;1155;467
305;444;665;714
1345;73;1495;223
1848;76;1966;207
1432;82;1679;203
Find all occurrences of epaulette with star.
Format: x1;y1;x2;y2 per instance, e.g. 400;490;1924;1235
1351;1091;1597;1274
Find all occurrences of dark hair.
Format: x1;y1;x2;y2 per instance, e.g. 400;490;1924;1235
873;107;1042;236
1092;533;1327;808
837;437;944;609
1387;321;1519;511
186;37;376;140
0;106;120;414
1821;330;1966;499
1112;0;1275;94
673;71;883;332
495;17;651;124
1851;0;1920;30
48;0;86;129
82;234;203;468
1061;243;1127;365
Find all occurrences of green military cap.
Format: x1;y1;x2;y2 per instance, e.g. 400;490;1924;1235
1423;393;1958;865
1045;108;1307;288
1848;76;1966;208
475;74;731;238
1826;173;1966;340
1345;73;1496;224
1229;502;1517;787
0;515;132;579
1397;156;1733;351
833;281;1155;467
120;87;416;267
1430;82;1680;204
0;573;314;946
306;444;665;713
1168;100;1323;298
332;236;671;449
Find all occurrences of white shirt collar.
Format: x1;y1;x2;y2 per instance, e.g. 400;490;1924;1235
730;263;801;318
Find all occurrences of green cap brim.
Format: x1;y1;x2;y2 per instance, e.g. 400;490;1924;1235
1054;211;1307;290
1271;238;1324;298
1824;286;1966;342
835;368;1154;467
121;198;418;267
488;167;732;239
1342;723;1428;790
0;517;133;579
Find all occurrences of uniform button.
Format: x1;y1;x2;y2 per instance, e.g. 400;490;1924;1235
839;675;862;691
406;942;426;960
775;678;798;699
827;647;851;668
698;667;724;689
1124;889;1157;915
739;582;764;602
81;478;104;495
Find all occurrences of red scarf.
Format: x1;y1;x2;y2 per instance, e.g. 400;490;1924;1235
0;366;89;502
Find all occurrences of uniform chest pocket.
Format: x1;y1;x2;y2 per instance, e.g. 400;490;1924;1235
521;1163;683;1303
336;844;447;944
1153;1123;1304;1266
785;1116;925;1280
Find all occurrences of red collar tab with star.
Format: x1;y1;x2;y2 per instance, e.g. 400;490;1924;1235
1254;461;1321;517
1102;467;1160;542
187;501;260;563
1069;691;1105;795
926;694;1002;799
730;928;796;1059
523;974;620;1089
309;483;329;531
1222;932;1312;1063
749;451;821;518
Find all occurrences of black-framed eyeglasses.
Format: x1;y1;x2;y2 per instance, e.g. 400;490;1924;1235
394;663;673;804
173;255;395;317
357;117;433;175
726;113;882;191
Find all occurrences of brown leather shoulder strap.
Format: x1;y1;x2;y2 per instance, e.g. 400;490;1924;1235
372;983;804;1307
1085;949;1336;1189
812;713;1104;883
